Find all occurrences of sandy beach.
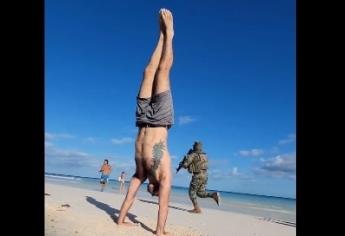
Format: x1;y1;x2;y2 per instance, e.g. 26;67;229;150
45;183;295;236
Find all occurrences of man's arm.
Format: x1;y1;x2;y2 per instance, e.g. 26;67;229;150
156;168;171;234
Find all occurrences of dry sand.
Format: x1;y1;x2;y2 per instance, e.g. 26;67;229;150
45;183;295;236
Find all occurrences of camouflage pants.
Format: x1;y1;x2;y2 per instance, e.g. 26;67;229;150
189;173;213;204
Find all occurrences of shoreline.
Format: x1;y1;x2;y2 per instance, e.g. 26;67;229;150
45;173;296;200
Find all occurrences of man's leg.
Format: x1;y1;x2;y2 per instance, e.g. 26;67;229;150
152;9;174;96
150;10;174;236
146;9;175;196
138;15;165;98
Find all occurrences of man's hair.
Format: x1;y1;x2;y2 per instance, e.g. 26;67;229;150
104;159;109;164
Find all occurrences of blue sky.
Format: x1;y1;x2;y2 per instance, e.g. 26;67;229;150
45;0;296;198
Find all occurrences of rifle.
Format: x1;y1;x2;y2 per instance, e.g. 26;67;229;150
176;148;193;173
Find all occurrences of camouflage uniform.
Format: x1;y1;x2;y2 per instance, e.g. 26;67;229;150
181;142;213;205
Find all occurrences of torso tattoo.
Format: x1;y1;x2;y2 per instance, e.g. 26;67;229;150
151;140;165;177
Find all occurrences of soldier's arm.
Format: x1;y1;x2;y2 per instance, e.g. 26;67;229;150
182;153;195;168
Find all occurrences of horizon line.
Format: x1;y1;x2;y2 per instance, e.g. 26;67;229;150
45;171;296;200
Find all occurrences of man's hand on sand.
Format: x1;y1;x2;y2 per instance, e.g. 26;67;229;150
154;230;170;236
117;221;140;227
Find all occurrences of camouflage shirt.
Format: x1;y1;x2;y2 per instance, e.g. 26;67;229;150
182;152;208;174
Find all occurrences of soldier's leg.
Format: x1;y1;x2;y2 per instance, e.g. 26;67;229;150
196;176;220;206
196;175;212;198
188;177;202;213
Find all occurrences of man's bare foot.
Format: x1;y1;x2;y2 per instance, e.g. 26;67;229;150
188;208;202;214
212;192;220;206
159;8;174;38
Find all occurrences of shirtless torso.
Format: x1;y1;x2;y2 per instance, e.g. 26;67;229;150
135;126;171;196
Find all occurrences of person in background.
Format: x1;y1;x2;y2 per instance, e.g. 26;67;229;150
118;171;126;194
99;159;112;192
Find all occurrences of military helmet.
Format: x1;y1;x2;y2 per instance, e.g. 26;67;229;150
193;141;203;153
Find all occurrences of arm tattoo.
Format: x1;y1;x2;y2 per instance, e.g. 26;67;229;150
152;141;165;172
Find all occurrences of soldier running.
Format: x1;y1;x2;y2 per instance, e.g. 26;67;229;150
176;141;220;213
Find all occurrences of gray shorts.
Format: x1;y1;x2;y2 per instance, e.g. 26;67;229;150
136;90;174;128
